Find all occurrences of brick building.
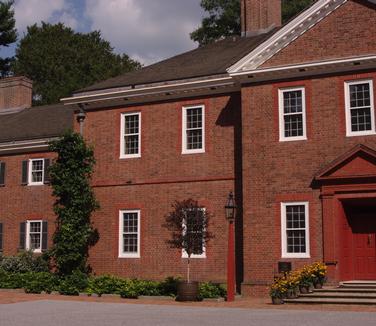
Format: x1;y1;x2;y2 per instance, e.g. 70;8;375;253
0;0;375;296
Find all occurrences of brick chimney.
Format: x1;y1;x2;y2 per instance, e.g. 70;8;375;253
241;0;282;37
0;76;33;112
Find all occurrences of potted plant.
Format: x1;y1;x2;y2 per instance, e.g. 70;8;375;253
285;271;299;299
269;278;287;304
311;262;327;289
299;266;314;294
164;199;213;301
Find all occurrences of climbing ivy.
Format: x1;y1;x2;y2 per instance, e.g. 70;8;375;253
48;130;99;276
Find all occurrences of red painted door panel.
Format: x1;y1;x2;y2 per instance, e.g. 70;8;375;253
340;202;376;280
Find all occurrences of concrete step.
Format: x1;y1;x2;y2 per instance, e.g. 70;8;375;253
299;292;376;299
339;284;376;289
284;297;376;305
315;287;376;294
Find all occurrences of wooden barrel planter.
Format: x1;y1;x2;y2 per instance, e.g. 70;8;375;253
176;281;199;301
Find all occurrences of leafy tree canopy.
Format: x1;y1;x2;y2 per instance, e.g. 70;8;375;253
0;0;17;76
49;130;99;276
13;22;141;106
191;0;315;46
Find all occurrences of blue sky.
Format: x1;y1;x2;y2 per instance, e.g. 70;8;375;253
0;0;205;65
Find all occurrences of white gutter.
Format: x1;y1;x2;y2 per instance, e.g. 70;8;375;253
61;76;234;105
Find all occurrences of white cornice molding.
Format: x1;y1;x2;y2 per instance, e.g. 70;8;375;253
0;138;58;155
228;0;347;74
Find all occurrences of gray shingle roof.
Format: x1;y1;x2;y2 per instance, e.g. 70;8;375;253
77;29;278;93
0;104;74;143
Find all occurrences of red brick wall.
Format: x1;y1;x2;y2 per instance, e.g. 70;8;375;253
262;0;376;68
0;152;56;255
78;93;241;282
0;77;32;111
241;71;376;295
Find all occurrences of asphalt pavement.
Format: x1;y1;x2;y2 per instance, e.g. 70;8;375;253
0;300;375;326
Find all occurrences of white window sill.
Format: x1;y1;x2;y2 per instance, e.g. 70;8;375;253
118;253;140;259
182;255;206;259
119;154;141;159
27;183;44;186
279;136;307;142
27;248;42;254
182;149;205;155
282;253;310;259
346;131;376;137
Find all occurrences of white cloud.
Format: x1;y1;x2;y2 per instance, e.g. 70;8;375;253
14;0;78;34
85;0;203;65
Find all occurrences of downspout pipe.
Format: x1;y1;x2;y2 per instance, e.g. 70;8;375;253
76;103;86;136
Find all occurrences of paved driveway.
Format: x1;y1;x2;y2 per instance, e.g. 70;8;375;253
0;300;375;326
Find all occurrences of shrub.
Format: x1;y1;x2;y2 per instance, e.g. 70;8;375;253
159;276;180;296
199;282;227;299
87;275;126;296
58;270;88;296
119;281;139;299
0;251;49;273
23;272;59;294
0;268;25;289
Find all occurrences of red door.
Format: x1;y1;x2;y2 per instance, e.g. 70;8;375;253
340;200;376;280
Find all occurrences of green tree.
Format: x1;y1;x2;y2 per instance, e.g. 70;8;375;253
191;0;315;46
0;0;17;76
49;130;99;276
13;22;141;105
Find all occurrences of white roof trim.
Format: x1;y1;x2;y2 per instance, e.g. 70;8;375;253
228;0;348;74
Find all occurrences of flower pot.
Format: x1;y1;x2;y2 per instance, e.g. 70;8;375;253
286;288;298;299
271;297;284;305
308;284;314;293
176;281;199;302
313;282;323;289
299;285;309;294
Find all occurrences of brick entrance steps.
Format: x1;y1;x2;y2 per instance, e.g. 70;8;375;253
284;281;376;305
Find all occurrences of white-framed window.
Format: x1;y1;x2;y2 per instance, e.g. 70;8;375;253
345;80;375;137
26;220;43;253
28;159;44;185
281;202;310;259
279;87;307;141
120;112;141;158
182;208;206;259
119;210;140;258
182;105;205;154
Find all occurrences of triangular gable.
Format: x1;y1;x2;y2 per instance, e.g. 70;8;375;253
228;0;376;74
315;144;376;181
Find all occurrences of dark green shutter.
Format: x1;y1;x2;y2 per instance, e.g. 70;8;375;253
0;223;3;252
21;161;28;185
42;221;48;251
0;162;5;186
19;222;26;251
43;159;51;184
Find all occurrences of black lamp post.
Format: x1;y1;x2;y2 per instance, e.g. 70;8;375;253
225;192;236;301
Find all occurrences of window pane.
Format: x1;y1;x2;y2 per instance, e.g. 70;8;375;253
187;129;202;149
283;91;302;114
124;135;139;154
351;107;372;132
186;108;202;129
123;234;138;253
124;115;139;135
284;114;303;137
123;213;138;233
287;230;306;253
30;222;41;233
350;83;370;108
185;210;204;255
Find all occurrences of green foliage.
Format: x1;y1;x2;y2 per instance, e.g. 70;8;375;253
191;0;315;46
119;281;139;299
0;251;49;273
23;272;58;294
199;282;227;299
87;275;127;296
282;0;315;22
0;268;24;288
191;0;240;46
58;270;88;296
13;22;141;105
49;130;99;276
0;0;17;76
